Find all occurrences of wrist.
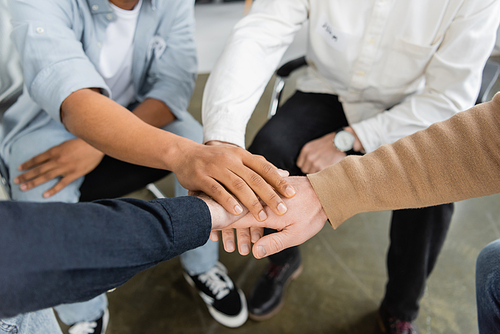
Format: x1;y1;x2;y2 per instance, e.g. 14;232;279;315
166;136;203;172
342;127;365;153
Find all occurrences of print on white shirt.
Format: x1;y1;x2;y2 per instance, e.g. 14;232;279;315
315;14;349;52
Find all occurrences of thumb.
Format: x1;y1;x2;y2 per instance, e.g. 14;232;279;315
252;231;291;259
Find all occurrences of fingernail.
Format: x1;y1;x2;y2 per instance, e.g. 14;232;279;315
257;246;267;258
20;184;27;190
234;205;243;215
14;178;19;184
43;192;50;198
226;240;235;252
277;203;287;214
258;210;267;221
241;243;250;254
252;232;261;243
285;186;296;197
277;169;289;177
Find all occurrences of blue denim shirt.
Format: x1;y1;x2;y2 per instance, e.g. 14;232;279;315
1;0;197;161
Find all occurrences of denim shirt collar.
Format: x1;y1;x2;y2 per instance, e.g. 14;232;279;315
86;0;156;14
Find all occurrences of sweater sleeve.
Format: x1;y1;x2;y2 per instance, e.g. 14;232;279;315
0;196;211;318
308;93;500;229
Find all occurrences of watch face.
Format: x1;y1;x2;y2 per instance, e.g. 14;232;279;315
334;131;355;152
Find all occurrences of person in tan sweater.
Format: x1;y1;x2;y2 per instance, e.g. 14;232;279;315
219;92;500;333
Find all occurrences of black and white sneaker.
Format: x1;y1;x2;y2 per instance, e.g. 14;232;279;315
68;309;109;334
184;262;248;328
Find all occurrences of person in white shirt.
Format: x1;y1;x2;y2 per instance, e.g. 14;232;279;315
202;0;500;333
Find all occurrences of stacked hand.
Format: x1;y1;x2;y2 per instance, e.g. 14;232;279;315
205;176;328;259
176;140;296;223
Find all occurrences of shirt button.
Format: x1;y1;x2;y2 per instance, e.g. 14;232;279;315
106;13;113;20
357;71;365;76
97;42;102;48
36;27;44;34
92;4;99;11
368;38;375;44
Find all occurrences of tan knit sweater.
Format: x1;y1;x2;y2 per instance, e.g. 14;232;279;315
308;93;500;229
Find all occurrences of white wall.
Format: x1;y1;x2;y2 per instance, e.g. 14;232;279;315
194;2;308;73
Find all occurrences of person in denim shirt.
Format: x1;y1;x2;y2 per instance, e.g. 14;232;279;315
0;0;297;332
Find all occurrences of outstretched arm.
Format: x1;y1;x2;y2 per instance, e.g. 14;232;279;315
61;88;295;222
0;194;246;318
217;93;500;257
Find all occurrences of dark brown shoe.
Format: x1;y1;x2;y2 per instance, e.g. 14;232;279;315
248;255;302;321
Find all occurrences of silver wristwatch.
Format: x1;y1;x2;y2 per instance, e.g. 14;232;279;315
333;128;357;155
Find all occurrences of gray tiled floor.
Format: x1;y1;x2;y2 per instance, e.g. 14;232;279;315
93;73;500;334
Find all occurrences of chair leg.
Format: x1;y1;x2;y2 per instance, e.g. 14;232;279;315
146;183;166;199
0;157;10;200
268;77;285;119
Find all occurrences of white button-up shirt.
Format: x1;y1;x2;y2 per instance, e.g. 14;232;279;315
202;0;500;153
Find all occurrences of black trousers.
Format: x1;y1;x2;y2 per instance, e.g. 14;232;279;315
79;156;170;202
248;91;453;321
79;100;171;202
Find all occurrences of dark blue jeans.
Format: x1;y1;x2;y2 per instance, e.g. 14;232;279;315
0;196;211;319
248;91;453;321
476;239;500;333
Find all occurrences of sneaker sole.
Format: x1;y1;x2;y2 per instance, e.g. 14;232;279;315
376;312;418;334
206;288;248;328
183;272;248;328
248;263;303;322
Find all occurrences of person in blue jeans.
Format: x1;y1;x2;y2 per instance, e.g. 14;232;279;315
0;0;297;332
476;240;500;334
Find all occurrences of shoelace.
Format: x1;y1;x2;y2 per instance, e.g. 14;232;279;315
198;266;234;300
68;321;98;334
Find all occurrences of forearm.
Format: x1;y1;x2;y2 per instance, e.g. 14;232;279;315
132;98;177;128
309;94;500;228
352;0;500;153
61;88;196;170
202;0;307;147
0;196;211;318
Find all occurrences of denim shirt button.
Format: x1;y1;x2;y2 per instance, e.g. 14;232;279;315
36;27;44;34
97;42;102;48
106;13;113;20
92;4;99;11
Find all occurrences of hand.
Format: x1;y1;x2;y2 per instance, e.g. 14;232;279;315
208;163;290;255
212;176;328;258
211;225;264;256
172;140;296;222
195;192;249;230
296;132;346;174
194;191;262;255
14;138;104;198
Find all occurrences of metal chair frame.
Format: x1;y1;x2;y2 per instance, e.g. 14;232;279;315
0;155;10;200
